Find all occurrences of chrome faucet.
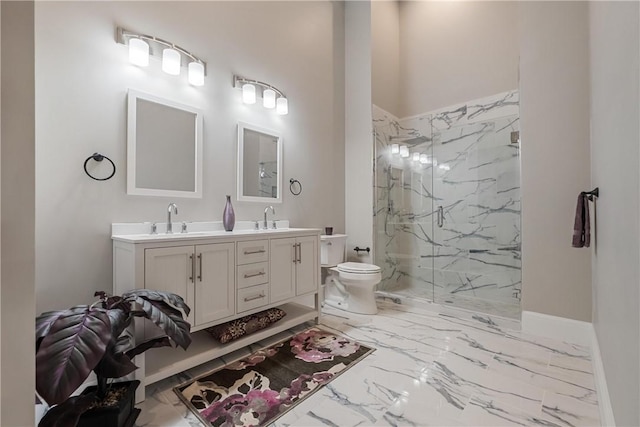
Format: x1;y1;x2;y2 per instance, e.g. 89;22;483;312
167;203;178;234
263;206;275;230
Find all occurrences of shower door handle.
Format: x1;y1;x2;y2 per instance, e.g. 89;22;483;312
437;206;444;228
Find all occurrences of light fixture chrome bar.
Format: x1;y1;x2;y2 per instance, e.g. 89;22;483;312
233;75;285;98
116;27;207;74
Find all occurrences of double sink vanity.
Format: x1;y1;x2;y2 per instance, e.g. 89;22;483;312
119;89;309;401
112;220;321;400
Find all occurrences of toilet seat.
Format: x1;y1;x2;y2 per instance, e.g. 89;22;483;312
337;262;381;274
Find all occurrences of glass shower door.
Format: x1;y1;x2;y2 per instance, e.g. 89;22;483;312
430;112;522;318
373;106;435;302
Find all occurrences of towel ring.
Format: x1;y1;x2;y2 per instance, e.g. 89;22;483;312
289;178;302;196
84;153;116;181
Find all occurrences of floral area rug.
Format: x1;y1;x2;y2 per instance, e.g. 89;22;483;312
175;327;374;427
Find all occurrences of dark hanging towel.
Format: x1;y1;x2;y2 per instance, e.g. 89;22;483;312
572;192;590;248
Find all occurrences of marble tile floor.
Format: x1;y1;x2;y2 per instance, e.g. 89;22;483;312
135;300;600;427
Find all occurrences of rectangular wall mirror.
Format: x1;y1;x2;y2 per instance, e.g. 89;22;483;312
237;122;282;203
127;90;203;198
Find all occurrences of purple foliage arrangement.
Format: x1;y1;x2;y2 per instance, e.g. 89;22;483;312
36;290;192;427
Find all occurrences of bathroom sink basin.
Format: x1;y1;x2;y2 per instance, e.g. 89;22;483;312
141;231;212;239
228;228;291;234
257;228;291;232
138;229;295;239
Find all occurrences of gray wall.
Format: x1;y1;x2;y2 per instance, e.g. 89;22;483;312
371;0;400;117
345;1;373;265
590;2;640;425
1;2;36;425
1;6;3;422
35;2;345;312
398;1;519;118
519;1;592;321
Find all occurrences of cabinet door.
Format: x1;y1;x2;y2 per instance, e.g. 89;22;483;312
296;235;318;295
269;237;296;304
144;246;195;326
195;243;235;326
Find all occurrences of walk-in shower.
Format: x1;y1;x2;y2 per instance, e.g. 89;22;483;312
373;91;521;319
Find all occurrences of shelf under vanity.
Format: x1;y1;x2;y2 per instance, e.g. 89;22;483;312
112;221;322;401
144;302;317;385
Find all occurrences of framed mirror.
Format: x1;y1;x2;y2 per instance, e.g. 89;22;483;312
237;122;282;203
127;90;203;198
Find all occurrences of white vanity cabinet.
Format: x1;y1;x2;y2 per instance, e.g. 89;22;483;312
112;226;321;401
144;243;235;328
270;236;318;303
236;240;270;313
295;235;319;295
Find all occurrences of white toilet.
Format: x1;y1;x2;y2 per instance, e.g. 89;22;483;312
321;235;381;315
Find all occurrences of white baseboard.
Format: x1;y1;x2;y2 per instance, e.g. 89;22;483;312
521;311;615;426
521;311;592;346
590;326;616;426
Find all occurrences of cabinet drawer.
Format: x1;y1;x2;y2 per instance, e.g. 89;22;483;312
237;284;269;313
237;240;269;265
237;262;269;289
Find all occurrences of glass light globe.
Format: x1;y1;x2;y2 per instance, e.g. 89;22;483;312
162;48;181;75
242;83;256;104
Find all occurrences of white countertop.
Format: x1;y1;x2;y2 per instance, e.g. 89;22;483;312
111;220;321;243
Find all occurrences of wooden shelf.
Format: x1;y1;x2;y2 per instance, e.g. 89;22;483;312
145;302;319;385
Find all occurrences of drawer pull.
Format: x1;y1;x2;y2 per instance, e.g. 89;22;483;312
244;249;266;255
244;293;266;302
244;271;266;279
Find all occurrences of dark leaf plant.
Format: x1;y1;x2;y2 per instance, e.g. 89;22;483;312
35;290;192;427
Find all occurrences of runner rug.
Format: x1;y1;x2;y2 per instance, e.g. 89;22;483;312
175;326;374;427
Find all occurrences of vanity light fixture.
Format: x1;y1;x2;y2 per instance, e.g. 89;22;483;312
242;83;257;104
162;48;181;75
263;89;276;109
128;38;149;67
234;75;288;115
419;154;430;164
391;144;400;154
412;152;420;162
276;97;288;115
116;27;207;86
400;145;410;158
188;62;205;86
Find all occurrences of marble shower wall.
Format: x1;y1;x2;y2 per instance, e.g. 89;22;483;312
373;106;435;294
373;91;521;317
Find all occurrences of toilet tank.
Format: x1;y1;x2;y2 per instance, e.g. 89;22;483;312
320;234;347;266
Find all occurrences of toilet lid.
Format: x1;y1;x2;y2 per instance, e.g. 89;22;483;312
337;262;381;274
